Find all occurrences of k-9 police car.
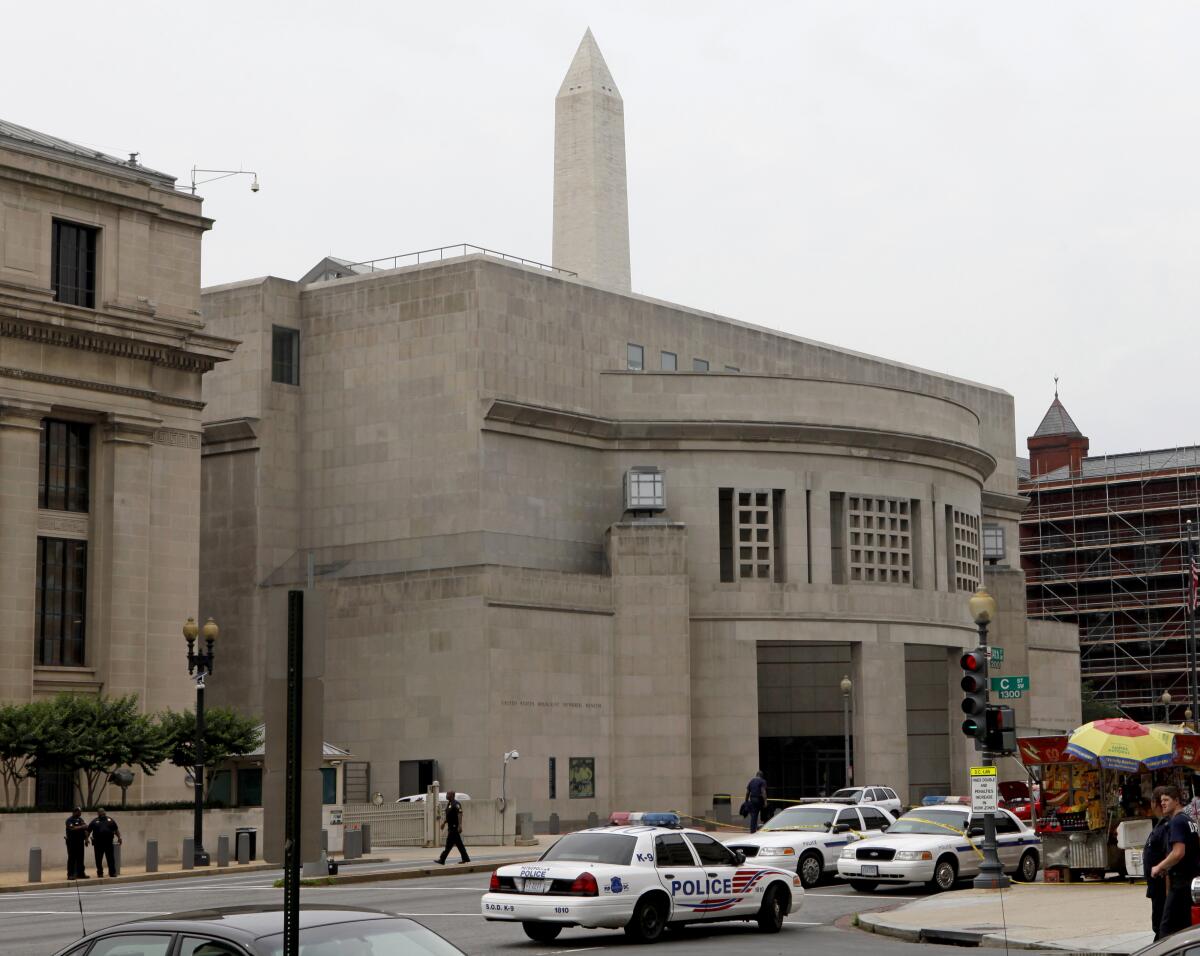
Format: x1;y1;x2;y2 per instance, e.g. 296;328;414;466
836;804;1041;891
481;826;802;943
727;802;896;888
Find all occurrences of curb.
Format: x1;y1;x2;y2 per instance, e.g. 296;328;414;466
857;910;1138;953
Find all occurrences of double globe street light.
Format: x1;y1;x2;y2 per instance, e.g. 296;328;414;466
182;616;219;867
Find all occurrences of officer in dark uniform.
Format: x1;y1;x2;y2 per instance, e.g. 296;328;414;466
87;808;122;878
435;790;470;865
1144;786;1171;939
1150;785;1200;937
64;807;89;880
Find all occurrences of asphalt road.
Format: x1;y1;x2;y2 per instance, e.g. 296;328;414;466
3;865;1071;956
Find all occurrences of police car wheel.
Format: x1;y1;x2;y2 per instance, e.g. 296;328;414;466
625;895;667;942
798;851;823;889
1018;850;1039;883
928;857;957;892
522;922;561;943
756;884;787;933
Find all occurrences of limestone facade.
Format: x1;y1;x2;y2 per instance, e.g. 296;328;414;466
200;253;1079;822
0;120;235;803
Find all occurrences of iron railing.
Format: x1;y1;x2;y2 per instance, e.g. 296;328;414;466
343;243;577;278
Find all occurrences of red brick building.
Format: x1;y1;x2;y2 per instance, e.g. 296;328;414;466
1019;396;1200;722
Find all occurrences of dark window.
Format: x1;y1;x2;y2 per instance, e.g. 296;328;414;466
207;770;232;807
719;488;734;582
540;833;637;866
830;492;846;584
51;220;98;308
687;832;737;866
836;808;861;828
993;812;1020;834
88;936;173;956
237;768;263;807
271;325;300;385
180;938;243;956
39;420;90;512
860;808;889;830
35;538;87;666
35;763;75;810
549;756;557;800
321;766;337;804
654;833;697;867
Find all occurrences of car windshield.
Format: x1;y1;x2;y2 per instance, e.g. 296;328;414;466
259;917;463;955
539;833;638;866
886;809;968;835
831;789;861;799
760;808;836;831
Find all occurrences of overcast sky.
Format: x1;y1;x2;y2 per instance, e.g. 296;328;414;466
8;1;1198;455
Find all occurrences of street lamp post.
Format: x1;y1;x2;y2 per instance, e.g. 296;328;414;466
840;676;853;787
968;588;1010;890
183;616;218;867
1162;691;1173;725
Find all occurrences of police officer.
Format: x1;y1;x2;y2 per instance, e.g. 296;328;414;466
1144;786;1171;939
64;807;89;880
87;808;122;878
435;790;470;866
1150;785;1200;937
745;771;768;834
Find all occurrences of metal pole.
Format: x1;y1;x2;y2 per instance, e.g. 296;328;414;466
193;676;209;866
283;591;304;956
843;692;850;787
1189;521;1198;731
973;615;1010;890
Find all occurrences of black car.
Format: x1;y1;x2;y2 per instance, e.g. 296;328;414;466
51;905;466;956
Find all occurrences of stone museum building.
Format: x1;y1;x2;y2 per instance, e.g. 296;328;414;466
198;31;1080;823
0;119;235;803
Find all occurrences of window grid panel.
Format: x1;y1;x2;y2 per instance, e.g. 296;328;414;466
271;326;300;385
953;509;981;591
736;489;775;580
847;495;912;585
660;350;677;371
39;420;90;513
51;221;97;308
36;537;87;666
982;523;1005;561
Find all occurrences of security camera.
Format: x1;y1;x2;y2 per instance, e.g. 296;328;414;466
511;751;520;760
250;177;260;193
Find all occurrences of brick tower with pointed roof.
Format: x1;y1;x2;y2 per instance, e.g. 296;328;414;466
1027;390;1089;478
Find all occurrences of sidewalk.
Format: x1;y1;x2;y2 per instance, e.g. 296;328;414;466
857;882;1156;953
0;838;552;894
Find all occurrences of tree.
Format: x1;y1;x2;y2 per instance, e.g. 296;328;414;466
0;701;46;808
1080;681;1122;723
159;707;261;789
33;694;170;806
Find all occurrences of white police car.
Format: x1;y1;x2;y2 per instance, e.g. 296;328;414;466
829;785;904;814
481;826;802;943
836;804;1041;891
727;801;896;888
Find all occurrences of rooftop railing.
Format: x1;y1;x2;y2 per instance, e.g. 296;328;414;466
342;243;577;278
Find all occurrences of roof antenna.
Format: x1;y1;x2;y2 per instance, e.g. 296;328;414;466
1053;375;1059;399
75;876;87;938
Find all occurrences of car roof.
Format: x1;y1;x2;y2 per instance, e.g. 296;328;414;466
571;825;703;837
117;905;394;939
772;802;857;812
901;804;971;814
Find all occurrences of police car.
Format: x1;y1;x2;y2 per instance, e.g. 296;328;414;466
835;803;1041;891
481;826;802;943
727;801;896;888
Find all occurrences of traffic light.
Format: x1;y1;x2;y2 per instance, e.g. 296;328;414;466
960;647;988;747
985;705;1017;754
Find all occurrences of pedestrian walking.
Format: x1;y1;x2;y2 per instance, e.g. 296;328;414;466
87;808;121;878
64;807;89;880
435;790;470;865
745;771;768;834
1144;785;1171;939
1150;785;1200;938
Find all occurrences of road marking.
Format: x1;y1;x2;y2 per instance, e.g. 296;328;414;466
0;910;164;917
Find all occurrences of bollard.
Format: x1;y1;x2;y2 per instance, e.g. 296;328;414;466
586;812;599;828
236;831;250;865
302;856;325;878
361;824;371;855
114;842;122;876
516;812;534;842
182;838;195;870
146;840;158;873
28;846;41;884
321;829;328;853
217;834;230;868
549;812;560;835
344;828;362;860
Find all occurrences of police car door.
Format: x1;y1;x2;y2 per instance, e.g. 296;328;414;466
685;832;751;915
655;833;706;918
992;810;1023;869
829;807;863;856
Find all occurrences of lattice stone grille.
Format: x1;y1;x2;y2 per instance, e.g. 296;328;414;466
954;509;981;591
736;489;774;580
848;496;911;584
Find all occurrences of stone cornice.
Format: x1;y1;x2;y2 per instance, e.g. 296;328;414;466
0;365;204;410
0;397;54;429
982;489;1029;516
201;417;261;457
484;399;997;481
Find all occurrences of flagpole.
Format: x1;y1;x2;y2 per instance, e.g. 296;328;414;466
1189;519;1198;731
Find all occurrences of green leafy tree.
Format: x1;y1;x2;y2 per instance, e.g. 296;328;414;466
1080;681;1122;723
33;694;169;806
159;707;261;788
0;701;47;808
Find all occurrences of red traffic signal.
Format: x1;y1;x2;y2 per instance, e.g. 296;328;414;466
960;647;988;742
960;650;985;672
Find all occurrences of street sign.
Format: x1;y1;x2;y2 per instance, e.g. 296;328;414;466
990;675;1029;699
990;647;1004;664
970;766;998;813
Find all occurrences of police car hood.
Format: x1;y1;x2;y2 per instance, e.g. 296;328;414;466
730;828;834;848
856;830;966;851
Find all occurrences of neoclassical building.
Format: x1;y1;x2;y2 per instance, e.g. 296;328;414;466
0;119;235;803
198;33;1079;822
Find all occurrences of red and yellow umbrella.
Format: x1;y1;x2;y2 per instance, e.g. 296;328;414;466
1065;718;1175;772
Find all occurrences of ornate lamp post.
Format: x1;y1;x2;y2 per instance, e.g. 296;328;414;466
967;587;1010;890
183;616;218;867
1162;690;1173;725
840;675;853;787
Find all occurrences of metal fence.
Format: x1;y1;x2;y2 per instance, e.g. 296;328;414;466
343;243;577;278
341;802;426;847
